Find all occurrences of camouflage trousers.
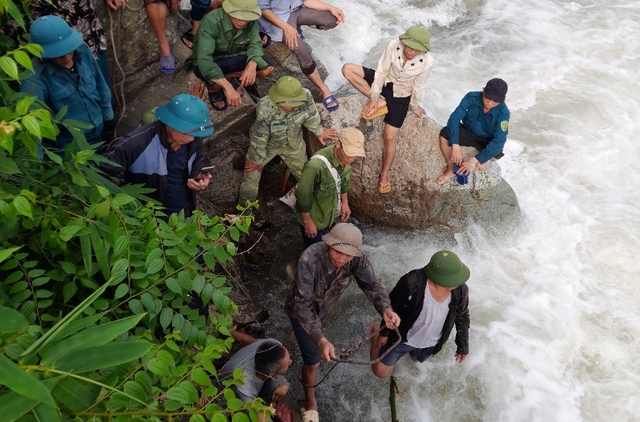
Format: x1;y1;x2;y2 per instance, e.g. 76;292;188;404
238;144;307;205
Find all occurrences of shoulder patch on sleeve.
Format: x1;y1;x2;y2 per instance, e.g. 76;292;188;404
500;120;509;132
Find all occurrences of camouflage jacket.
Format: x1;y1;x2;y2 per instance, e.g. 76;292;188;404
247;89;323;165
285;242;392;343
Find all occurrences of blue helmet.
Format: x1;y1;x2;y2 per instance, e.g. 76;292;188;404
29;15;83;59
154;94;214;137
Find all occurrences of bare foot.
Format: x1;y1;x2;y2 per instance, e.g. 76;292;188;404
436;170;455;185
477;161;489;171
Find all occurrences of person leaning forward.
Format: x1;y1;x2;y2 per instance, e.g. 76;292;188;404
285;223;401;422
436;78;510;184
342;26;433;194
370;250;470;378
186;0;275;110
294;128;365;247
238;76;338;205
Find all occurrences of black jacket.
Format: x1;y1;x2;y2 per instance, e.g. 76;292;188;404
101;121;204;213
380;268;470;356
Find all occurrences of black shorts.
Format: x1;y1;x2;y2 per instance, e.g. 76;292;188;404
290;318;321;365
440;123;504;160
363;67;410;129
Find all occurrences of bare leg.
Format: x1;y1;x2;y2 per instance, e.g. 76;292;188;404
368;322;394;378
342;63;387;108
380;124;400;186
145;2;171;58
436;136;456;184
302;363;319;411
306;68;333;104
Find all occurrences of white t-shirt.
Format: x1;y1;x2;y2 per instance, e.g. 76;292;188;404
405;284;451;349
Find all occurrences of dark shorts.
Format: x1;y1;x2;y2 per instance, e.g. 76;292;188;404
379;341;437;366
299;224;331;249
440;123;504;160
143;0;166;4
290;318;322;365
363;67;411;129
193;55;275;85
190;0;211;20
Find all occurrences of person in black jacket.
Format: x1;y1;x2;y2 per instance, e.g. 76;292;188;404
101;94;214;218
370;250;470;378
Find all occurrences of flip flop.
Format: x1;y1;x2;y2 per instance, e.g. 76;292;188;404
322;95;339;112
181;30;195;49
208;89;227;111
379;181;391;194
159;49;175;73
301;408;319;422
363;105;388;120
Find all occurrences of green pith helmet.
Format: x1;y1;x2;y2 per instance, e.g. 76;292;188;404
29;15;83;59
423;250;470;287
399;26;430;52
222;0;262;21
269;76;307;107
154;94;214;137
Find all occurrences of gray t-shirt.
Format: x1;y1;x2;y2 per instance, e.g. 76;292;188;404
405;285;451;348
219;339;275;402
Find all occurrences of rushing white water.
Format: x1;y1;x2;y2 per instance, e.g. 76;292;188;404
287;0;640;420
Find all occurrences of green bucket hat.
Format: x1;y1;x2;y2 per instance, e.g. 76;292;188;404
154;94;214;137
222;0;262;21
29;15;83;59
423;250;470;287
269;76;307;107
399;26;430;52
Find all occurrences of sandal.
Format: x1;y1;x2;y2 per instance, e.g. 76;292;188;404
159;49;175;73
181;30;195;49
301;408;319;422
322;95;339;112
208;89;227;111
378;181;391;194
363;105;388;120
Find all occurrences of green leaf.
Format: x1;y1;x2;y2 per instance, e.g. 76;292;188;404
52;341;153;373
51;377;99;412
147;358;170;376
0;353;55;406
0;306;28;333
0;246;22;264
13;51;32;71
129;299;144;315
0;153;21;175
191;368;212;387
156;350;175;367
42;314;145;365
159;308;172;329
0;390;38;421
59;224;84;242
79;235;92;278
190;415;206;422
123;380;147;403
165;278;182;294
111;193;135;207
210;414;228;422
229;226;240;242
0;56;19;80
232;413;251;422
165;386;190;404
89;224;110;280
22;115;41;138
146;258;164;275
113;283;128;300
33;402;61;422
113;235;129;259
62;282;77;304
12;196;32;219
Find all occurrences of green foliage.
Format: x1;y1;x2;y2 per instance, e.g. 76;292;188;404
0;3;271;421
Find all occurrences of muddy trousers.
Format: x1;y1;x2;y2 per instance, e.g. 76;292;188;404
238;144;307;205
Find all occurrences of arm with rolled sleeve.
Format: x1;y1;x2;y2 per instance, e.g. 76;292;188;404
445;92;474;145
352;255;391;316
293;259;325;343
474;109;510;164
409;58;433;112
301;93;323;137
369;43;393;104
196;18;225;81
453;284;470;355
244;23;269;70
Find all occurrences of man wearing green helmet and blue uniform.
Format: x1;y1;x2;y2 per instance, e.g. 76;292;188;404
369;250;470;378
342;26;434;195
238;76;338;205
21;15;113;153
101;94;214;218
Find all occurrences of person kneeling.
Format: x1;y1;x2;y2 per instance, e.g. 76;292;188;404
370;250;470;378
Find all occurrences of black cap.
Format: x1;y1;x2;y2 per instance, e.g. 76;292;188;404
484;78;508;103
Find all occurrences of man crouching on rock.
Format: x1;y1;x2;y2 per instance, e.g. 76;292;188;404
369;250;470;378
285;223;401;422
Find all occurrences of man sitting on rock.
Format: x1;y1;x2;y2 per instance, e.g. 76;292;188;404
21;15;113;154
186;0;275;110
369;250;470;378
342;26;433;195
257;0;344;111
294;128;365;247
216;329;292;422
238;76;338;205
285;223;401;422
436;78;510;184
100;94;213;218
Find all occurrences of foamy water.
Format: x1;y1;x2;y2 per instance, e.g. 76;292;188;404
301;0;640;420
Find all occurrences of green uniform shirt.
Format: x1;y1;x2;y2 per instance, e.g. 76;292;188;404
186;8;268;81
295;145;352;230
248;88;323;165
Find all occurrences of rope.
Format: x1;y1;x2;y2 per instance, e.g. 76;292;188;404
301;325;402;388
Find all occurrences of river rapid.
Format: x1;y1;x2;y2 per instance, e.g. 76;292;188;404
221;0;640;420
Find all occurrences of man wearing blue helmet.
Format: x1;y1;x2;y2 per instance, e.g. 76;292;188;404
101;94;214;218
20;15;113;152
